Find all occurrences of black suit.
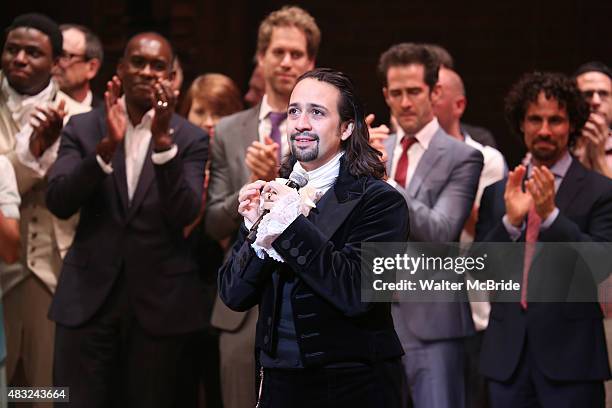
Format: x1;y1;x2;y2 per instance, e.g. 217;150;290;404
476;158;612;407
46;107;208;407
219;158;408;406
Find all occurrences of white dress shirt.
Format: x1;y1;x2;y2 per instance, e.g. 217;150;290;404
258;94;289;158
389;117;440;188
96;97;177;201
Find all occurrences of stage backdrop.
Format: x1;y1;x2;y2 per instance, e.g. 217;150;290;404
3;0;611;165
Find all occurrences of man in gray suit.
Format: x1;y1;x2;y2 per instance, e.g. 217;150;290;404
204;6;320;408
375;43;483;408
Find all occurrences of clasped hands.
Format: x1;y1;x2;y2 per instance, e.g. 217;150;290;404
504;164;556;227
238;179;295;224
28;99;66;158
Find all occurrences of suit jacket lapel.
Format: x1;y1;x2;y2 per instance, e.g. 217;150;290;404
555;159;587;213
126;139;154;220
238;105;261;182
125;115;181;222
408;129;447;197
112;140;129;212
383;133;397;176
530;159;586;266
307;158;363;242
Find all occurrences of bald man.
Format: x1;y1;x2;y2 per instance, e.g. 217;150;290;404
47;32;208;407
434;67;506;242
433;66;506;408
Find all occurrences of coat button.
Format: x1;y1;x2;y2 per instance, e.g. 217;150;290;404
281;240;291;250
297;256;306;266
290;248;299;257
264;335;269;344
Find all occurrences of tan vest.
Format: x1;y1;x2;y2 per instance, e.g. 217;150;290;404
0;75;90;293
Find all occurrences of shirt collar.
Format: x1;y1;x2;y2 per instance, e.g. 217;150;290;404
548;150;572;179
527;150;572;179
82;90;93;107
259;94;273;121
2;75;55;111
120;96;155;130
396;117;439;150
258;93;287;121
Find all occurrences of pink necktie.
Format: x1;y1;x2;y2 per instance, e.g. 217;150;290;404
521;205;541;309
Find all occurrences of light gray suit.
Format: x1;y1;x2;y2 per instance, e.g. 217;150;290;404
205;105;260;408
385;126;483;408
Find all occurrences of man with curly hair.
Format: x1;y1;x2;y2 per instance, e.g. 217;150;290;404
476;71;612;407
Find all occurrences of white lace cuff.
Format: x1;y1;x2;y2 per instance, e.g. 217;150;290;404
251;186;320;262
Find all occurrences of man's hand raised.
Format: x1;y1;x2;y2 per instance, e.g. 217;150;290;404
246;135;279;182
504;165;532;227
151;78;178;151
525;166;556;220
29;99;66;158
366;113;389;162
97;76;127;163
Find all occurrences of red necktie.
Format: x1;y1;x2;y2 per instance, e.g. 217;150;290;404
394;136;417;188
520;205;541;309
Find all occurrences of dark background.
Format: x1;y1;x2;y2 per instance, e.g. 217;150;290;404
3;0;612;165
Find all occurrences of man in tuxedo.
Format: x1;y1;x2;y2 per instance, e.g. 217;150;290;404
53;24;103;108
476;71;612;407
46;32;208;407
373;42;483;408
204;7;319;407
220;67;408;407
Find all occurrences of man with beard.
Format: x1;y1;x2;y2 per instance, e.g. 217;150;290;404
53;24;103;108
46;32;208;407
219;68;408;408
0;13;89;404
205;6;320;408
476;72;612;407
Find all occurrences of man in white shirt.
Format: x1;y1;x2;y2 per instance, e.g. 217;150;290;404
53;24;103;108
374;42;483;408
204;7;320;408
433;64;507;408
0;13;89;403
47;32;208;407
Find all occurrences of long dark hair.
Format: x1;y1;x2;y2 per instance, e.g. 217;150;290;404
280;68;386;179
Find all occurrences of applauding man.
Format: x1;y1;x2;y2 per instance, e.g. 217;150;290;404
47;32;208;408
476;72;612;407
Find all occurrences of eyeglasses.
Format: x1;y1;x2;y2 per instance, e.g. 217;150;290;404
59;52;88;65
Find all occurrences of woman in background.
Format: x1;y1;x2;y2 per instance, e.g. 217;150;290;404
182;73;243;140
181;73;243;408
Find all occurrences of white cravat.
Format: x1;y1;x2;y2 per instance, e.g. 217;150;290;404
1;76;55;128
